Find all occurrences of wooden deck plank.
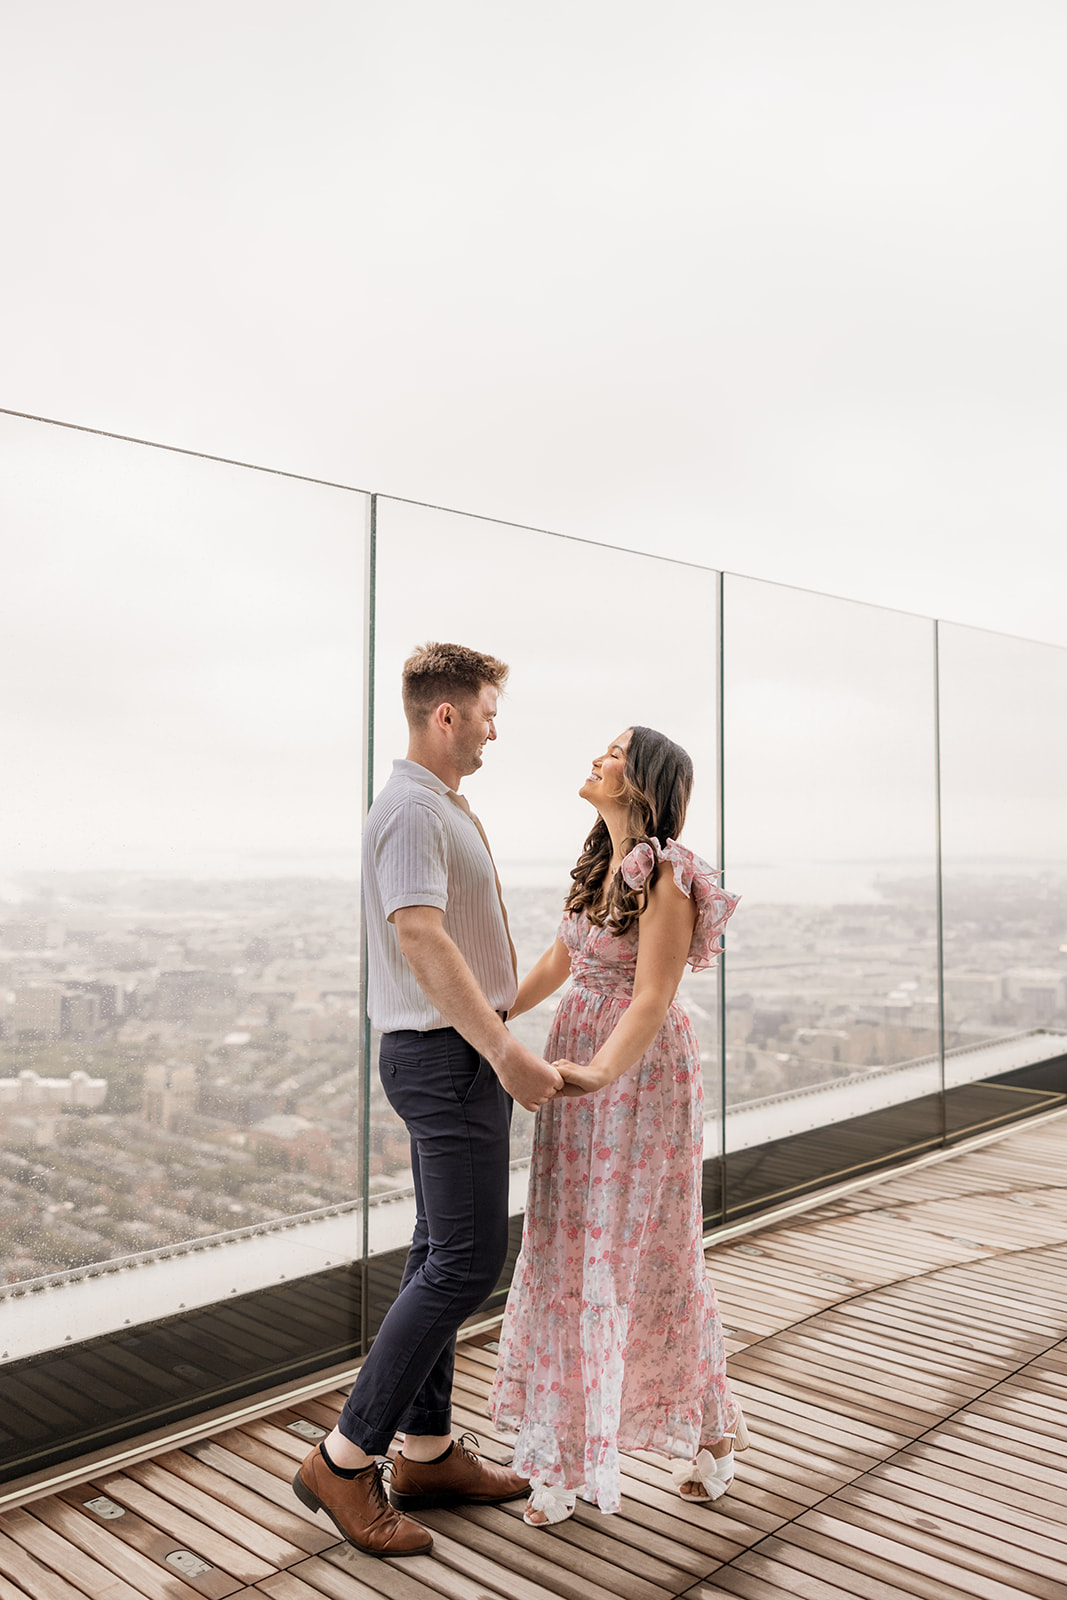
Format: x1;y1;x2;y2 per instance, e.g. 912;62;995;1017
835;1480;1067;1582
808;1313;1009;1381
484;1492;723;1578
594;1457;772;1542
0;1575;41;1600
684;1570;826;1600
149;1447;337;1553
725;1346;951;1423
911;1431;1067;1504
269;1554;445;1599
704;1558;871;1600
882;1278;1067;1328
859;1284;1065;1340
0;1526;102;1600
753;1330;984;1403
743;1532;944;1600
0;1507;155;1600
124;1456;311;1567
184;1439;331;1526
795;1506;1057;1600
728;1382;907;1445
89;1469;278;1583
417;1502;683;1600
196;1426;306;1483
769;1520;1012;1600
34;1493;242;1600
992;1376;1067;1414
383;1513;656;1600
850;1468;1067;1561
890;1442;1067;1525
939;1409;1067;1467
965;1393;1067;1441
728;1362;930;1437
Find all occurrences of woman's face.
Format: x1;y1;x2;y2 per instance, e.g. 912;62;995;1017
579;729;632;808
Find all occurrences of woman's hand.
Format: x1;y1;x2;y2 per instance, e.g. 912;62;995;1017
553;1058;608;1097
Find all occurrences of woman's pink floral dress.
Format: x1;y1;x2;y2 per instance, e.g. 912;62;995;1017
490;839;742;1514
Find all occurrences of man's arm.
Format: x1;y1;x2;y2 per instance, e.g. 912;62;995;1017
392;904;563;1111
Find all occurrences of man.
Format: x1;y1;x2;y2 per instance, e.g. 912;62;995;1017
293;642;563;1557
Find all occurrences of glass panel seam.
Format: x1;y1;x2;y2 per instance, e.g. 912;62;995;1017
934;618;947;1147
717;570;728;1225
359;493;377;1352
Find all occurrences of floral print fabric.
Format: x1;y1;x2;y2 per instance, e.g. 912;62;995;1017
489;840;741;1513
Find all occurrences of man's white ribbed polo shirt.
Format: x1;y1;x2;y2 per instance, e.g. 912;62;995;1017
362;759;518;1032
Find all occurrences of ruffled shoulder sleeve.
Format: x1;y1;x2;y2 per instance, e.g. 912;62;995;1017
620;837;739;972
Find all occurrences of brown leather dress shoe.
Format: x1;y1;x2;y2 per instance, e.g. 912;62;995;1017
293;1445;432;1557
388;1431;529;1511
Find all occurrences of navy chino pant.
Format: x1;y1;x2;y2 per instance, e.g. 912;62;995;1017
337;1026;512;1455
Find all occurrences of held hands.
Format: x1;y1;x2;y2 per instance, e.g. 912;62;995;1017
495;1047;605;1107
552;1058;608;1097
495;1037;564;1113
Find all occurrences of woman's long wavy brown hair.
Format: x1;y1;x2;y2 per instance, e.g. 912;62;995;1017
564;725;694;935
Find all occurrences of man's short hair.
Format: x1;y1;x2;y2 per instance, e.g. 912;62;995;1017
402;642;509;726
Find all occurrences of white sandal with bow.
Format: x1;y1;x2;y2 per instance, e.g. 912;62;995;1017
672;1415;750;1502
522;1485;577;1526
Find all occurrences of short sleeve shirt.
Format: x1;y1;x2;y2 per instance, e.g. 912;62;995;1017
362;759;518;1031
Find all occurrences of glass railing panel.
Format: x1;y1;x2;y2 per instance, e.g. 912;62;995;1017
368;497;722;1267
0;415;367;1347
938;622;1067;1122
721;576;941;1214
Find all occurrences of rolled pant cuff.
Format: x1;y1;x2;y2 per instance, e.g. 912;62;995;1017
337;1405;453;1457
334;1407;399;1459
398;1405;452;1439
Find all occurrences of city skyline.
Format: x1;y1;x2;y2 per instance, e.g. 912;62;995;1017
4;860;1064;1292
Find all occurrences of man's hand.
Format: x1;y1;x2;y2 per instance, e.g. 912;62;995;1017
553;1058;607;1098
492;1036;563;1112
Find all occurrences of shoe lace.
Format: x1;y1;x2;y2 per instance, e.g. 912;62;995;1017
366;1459;392;1512
454;1430;481;1462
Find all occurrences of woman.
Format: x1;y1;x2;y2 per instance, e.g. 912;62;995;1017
489;725;745;1526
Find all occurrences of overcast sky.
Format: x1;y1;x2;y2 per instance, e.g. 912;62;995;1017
3;0;1066;647
2;3;1066;881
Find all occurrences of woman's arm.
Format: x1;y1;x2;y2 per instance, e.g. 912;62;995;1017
508;937;572;1021
556;872;696;1095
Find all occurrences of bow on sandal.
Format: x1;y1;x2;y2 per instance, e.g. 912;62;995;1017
670;1448;735;1501
522;1486;577;1526
671;1417;749;1503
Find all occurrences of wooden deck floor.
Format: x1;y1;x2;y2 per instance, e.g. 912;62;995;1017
3;1110;1067;1600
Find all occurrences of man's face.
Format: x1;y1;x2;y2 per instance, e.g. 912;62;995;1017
450;685;499;777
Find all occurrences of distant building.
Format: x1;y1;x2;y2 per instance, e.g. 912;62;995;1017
1004;968;1067;1015
63;977;126;1025
248;1113;332;1175
154;969;238;1031
10;983;64;1040
0;1069;107;1110
944;969;1004;1007
60;990;103;1039
142;1063;198;1129
7;982;114;1041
